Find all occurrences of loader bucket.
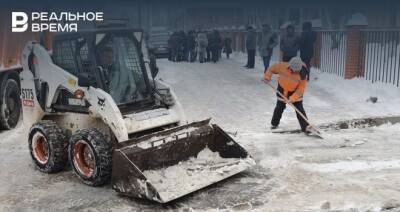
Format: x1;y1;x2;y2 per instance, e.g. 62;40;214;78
111;119;255;203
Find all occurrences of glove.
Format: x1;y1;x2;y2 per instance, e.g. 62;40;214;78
264;75;271;81
289;94;299;103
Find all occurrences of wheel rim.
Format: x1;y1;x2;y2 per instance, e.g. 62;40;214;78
32;132;49;164
73;140;96;178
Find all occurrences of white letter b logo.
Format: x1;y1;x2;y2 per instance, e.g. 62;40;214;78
12;12;28;32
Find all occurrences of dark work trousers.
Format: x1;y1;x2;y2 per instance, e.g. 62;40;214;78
262;55;272;72
246;49;256;68
271;99;309;131
301;56;312;80
211;47;219;63
206;47;211;62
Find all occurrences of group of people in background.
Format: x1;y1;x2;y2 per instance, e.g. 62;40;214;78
167;30;232;63
166;21;316;79
245;21;316;80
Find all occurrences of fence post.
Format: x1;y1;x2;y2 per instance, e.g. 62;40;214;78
344;13;368;79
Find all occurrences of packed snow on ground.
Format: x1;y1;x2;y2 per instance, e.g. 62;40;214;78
1;53;400;211
143;147;255;202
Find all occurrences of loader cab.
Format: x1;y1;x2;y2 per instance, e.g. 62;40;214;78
52;28;157;113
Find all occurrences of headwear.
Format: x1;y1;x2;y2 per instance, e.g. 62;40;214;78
289;57;303;72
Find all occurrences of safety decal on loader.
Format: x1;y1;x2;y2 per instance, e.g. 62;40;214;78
21;88;34;107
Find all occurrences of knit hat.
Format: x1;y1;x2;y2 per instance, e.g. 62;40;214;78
289;57;303;72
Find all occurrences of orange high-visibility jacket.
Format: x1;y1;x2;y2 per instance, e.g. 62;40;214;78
264;62;307;102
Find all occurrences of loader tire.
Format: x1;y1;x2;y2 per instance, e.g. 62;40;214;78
69;129;112;186
0;78;21;130
29;121;69;173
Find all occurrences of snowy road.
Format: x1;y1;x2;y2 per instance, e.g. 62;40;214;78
1;54;400;211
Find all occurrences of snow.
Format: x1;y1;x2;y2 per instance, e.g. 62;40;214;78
301;159;400;173
142;147;255;202
1;52;400;211
346;13;368;26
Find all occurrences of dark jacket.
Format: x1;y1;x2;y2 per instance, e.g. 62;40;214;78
280;33;300;58
299;31;317;59
223;38;232;54
178;32;186;49
246;29;257;50
208;31;222;49
186;33;196;50
168;32;179;49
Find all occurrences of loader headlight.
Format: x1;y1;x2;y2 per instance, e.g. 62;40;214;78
74;90;85;99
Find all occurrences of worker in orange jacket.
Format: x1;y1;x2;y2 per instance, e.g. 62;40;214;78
264;57;310;132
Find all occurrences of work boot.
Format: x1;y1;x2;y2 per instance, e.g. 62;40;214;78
303;125;313;135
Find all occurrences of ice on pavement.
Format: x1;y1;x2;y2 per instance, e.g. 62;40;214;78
142;147;255;201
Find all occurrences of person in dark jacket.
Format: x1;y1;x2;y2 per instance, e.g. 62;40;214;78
186;30;197;62
299;22;317;80
280;24;300;62
168;32;179;62
258;24;278;72
223;37;233;59
208;30;222;63
177;31;187;62
244;26;257;69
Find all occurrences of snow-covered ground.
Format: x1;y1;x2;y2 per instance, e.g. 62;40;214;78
1;54;400;211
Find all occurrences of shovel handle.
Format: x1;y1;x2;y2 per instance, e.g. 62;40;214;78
263;80;321;135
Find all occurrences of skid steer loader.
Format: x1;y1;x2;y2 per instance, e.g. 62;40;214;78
20;28;254;203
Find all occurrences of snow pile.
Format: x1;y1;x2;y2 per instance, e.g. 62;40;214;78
142;147;255;202
310;69;400;117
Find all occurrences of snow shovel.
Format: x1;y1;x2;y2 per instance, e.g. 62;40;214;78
111;119;255;203
263;80;324;139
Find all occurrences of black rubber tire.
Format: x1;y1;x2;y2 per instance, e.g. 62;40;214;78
0;78;21;130
69;128;112;186
28;120;69;173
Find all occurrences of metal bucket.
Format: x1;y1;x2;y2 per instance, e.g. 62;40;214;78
111;119;254;203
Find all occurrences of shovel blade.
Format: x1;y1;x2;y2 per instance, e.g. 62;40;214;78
111;120;254;203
